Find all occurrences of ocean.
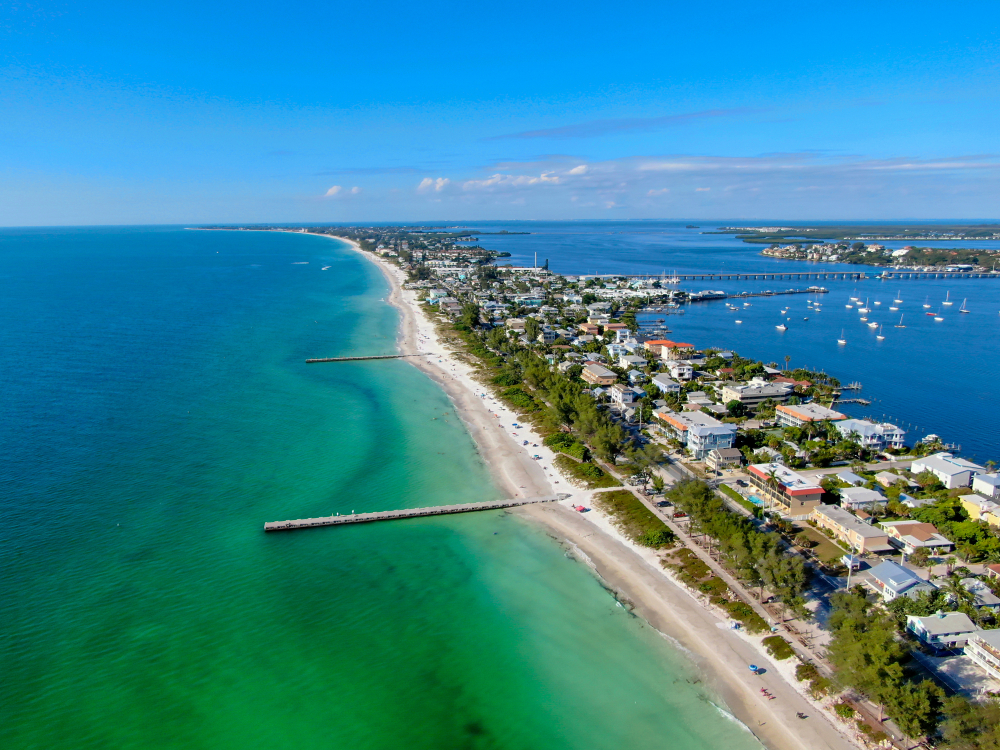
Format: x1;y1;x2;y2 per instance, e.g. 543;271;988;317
467;221;1000;464
0;226;763;750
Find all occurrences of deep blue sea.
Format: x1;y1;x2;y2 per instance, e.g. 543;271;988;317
467;221;1000;464
0;226;763;750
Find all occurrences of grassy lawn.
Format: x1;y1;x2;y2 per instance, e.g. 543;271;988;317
795;525;845;564
592;490;674;548
554;455;621;489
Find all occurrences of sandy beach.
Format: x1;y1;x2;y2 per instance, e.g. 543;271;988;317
335;235;863;750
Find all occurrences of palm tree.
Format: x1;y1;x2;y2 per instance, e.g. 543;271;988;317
765;468;781;512
784;354;791;372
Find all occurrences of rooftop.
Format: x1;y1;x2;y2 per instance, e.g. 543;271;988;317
776;402;847;422
748;463;823;495
908;611;977;636
812;504;890;538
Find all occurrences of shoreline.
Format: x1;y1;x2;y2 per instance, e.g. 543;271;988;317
328;235;863;750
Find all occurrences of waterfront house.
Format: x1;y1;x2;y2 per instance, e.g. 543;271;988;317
810;504;893;553
506;317;526;332
605;323;629;337
537;329;557;344
579;323;600;336
651;373;681;394
654;409;737;460
973;474;1000;500
627;369;646;385
746;463;823;516
839;487;887;511
911;452;985;489
966;629;1000;680
706;448;743;472
775;402;847;428
834;419;907;450
906;612;978;651
720;381;793;408
880;520;954;555
662;341;695;360
581;364;617;386
606;343;628;359
865;560;937;601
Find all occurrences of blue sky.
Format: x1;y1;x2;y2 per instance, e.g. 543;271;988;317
2;0;999;224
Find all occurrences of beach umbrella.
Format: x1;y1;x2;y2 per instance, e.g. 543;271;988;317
748;664;759;672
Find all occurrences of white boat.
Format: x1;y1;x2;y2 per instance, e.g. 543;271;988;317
943;291;953;306
860;316;868;321
874;301;881;306
960;298;969;313
889;306;899;311
846;304;853;309
868;321;878;328
894;291;903;303
923;296;931;308
735;319;742;324
776;324;787;331
934;313;944;321
876;325;885;340
837;329;846;345
895;314;906;328
803;317;809;320
858;298;871;314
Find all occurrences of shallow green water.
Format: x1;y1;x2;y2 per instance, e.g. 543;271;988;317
0;226;762;749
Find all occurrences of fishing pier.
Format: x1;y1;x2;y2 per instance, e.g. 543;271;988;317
264;495;566;531
306;353;433;363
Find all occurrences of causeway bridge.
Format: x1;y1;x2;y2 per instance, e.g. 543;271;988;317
600;270;999;282
264;495;566;531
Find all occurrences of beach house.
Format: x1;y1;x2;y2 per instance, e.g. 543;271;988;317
973;474;1000;500
651;373;681;394
654;410;737;460
865;560;937;601
838;487;888;511
706;448;743;472
967;630;1000;680
906;612;979;651
720;381;793;408
834;419;907;451
581;363;617;386
810;504;893;553
746;463;824;516
880;520;954;555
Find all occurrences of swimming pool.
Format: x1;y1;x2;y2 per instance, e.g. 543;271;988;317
747;495;765;507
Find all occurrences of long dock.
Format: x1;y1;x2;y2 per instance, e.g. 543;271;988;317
588;270;1000;282
306;353;433;363
264;495;566;531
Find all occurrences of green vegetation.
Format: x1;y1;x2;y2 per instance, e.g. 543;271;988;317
719;484;762;517
592;490;675;548
666;480;808;616
543;432;589;461
827;588;942;740
762;635;795;660
663;547;769;633
795;662;833;697
553;455;620;489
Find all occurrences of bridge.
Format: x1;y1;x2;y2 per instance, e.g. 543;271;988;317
264;495;567;531
590;271;999;282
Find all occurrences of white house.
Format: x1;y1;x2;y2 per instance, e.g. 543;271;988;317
610;384;640;408
834;419;907;451
911;452;985;489
973;474;1000;500
654;409;737;459
651;373;681;394
865;560;937;601
839;486;887;511
906;612;978;651
880;520;954;555
666;361;694;381
967;629;1000;680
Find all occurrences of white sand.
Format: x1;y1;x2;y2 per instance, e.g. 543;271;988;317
332;235;864;750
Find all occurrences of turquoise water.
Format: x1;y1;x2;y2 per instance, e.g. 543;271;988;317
0;227;761;750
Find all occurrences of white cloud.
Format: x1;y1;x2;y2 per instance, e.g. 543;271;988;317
463;172;561;191
325;185;342;197
695;187;711;192
647;188;670;196
417;177;450;193
568;164;588;175
351;186;362;194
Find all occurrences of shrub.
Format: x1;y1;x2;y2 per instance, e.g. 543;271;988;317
491;371;522;387
762;635;795;661
593;490;675;548
795;663;818;682
500;386;538;411
554;455;620;489
834;702;856;719
722;600;770;634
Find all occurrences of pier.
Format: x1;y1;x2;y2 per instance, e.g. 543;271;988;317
264;495;566;531
306;353;433;363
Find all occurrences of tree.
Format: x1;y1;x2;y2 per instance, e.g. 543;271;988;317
651;474;666;494
524;317;541;342
784;354;791;371
940;695;1000;750
726;399;746;418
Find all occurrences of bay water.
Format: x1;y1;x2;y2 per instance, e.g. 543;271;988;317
471;221;1000;463
0;226;762;750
